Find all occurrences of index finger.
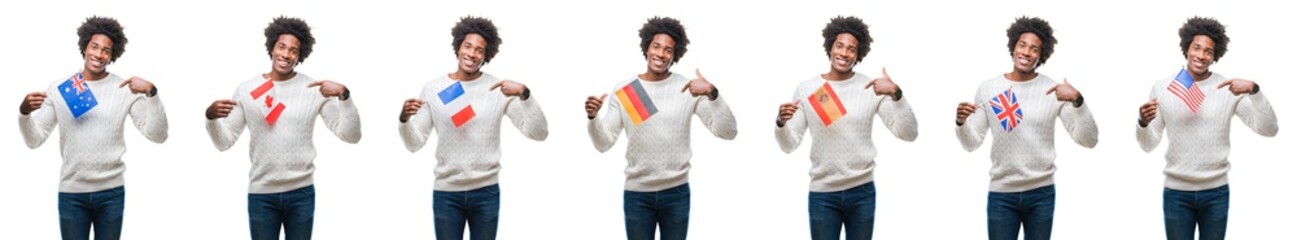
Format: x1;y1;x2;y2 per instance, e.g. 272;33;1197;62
118;78;132;88
1215;79;1234;89
1045;84;1059;94
489;81;504;91
307;81;325;88
864;79;877;89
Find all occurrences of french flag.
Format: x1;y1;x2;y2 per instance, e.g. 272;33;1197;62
250;80;286;126
438;81;475;128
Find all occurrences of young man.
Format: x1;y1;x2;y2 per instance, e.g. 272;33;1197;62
774;16;917;240
398;16;548;240
584;16;737;240
1136;17;1278;240
18;16;168;240
204;16;361;240
953;17;1098;240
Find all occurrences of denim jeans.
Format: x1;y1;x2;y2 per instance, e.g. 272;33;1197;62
59;186;125;240
624;183;690;240
1164;185;1229;240
809;182;876;240
248;185;315;240
987;185;1055;240
433;184;500;240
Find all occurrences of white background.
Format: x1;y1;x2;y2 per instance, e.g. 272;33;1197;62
2;0;1292;239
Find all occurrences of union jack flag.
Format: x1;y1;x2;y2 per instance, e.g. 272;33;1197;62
989;88;1023;133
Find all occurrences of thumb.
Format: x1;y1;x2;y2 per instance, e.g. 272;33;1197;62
695;68;703;79
600;93;608;101
881;67;889;78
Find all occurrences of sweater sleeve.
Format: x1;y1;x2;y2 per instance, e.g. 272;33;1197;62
877;95;919;142
320;95;362;144
1235;91;1279;137
956;91;990;152
399;89;435;152
588;92;624;153
505;94;549;141
775;93;809;153
693;94;738;140
128;94;169;143
18;96;58;149
1136;87;1165;152
1058;100;1098;148
206;93;247;151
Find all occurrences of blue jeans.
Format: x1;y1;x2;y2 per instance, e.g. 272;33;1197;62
248;185;315;240
59;186;125;240
624;183;690;240
1164;185;1229;240
987;185;1055;240
809;182;876;240
433;184;501;240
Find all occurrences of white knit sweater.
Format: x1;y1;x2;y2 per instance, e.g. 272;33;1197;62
588;73;738;192
956;74;1098;192
775;73;918;192
206;73;361;194
20;72;169;193
400;73;549;191
1137;72;1278;191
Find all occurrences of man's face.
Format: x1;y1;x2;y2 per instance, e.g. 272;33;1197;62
457;33;487;75
83;34;113;74
829;33;859;74
271;34;301;75
645;33;676;75
1011;32;1042;73
1185;35;1216;76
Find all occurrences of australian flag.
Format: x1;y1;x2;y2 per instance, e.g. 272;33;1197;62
989;88;1022;133
59;72;97;118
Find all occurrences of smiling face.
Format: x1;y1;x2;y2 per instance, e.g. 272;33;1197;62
271;34;301;76
1185;35;1216;77
829;33;859;74
645;33;676;75
83;34;113;75
457;33;487;75
1011;32;1042;74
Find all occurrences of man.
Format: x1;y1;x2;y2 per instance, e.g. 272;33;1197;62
19;16;169;240
953;16;1098;240
204;16;361;240
774;16;917;240
398;16;548;240
584;16;737;240
1136;16;1278;240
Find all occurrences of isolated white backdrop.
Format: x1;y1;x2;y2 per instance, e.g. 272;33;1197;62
1;0;1291;239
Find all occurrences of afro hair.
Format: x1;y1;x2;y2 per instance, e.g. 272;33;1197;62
77;16;128;62
1179;16;1229;62
821;16;872;63
264;16;315;63
451;16;503;64
1006;16;1058;65
638;16;689;63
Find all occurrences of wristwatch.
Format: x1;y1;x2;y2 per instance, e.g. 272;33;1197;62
521;87;532;100
890;88;903;101
341;88;351;101
1071;94;1084;108
708;88;720;100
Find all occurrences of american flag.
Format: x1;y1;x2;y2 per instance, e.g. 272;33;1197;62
1167;68;1205;113
989;88;1023;133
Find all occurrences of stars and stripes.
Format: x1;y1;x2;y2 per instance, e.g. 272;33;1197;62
1167;68;1205;113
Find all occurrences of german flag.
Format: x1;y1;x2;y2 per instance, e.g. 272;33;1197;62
616;80;658;125
808;83;847;126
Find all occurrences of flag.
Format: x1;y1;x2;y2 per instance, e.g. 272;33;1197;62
616;80;658;125
989;88;1023;133
1167;68;1205;113
250;80;286;126
59;72;97;119
438;81;475;128
808;82;847;126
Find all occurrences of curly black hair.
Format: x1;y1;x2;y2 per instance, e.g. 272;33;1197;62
638;16;689;63
451;16;503;64
1006;16;1057;65
263;16;315;63
821;16;872;63
1179;16;1229;62
77;16;128;62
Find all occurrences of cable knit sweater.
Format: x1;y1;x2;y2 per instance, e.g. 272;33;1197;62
400;73;549;191
775;73;918;192
588;73;738;192
957;74;1098;193
1137;72;1278;191
19;72;169;193
206;73;361;194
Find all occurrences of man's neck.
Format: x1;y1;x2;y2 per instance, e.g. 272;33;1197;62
822;70;854;81
1005;70;1037;82
81;69;108;81
639;70;670;81
266;71;296;81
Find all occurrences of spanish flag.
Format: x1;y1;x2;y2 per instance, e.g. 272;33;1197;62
808;83;847;126
616;80;658;125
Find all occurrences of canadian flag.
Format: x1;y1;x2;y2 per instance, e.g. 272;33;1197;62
250;80;286;126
